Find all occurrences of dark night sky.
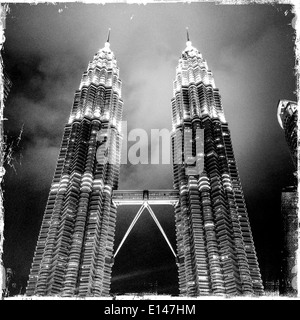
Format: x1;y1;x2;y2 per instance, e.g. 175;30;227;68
2;2;297;295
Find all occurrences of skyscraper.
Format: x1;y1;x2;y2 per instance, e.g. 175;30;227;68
277;99;298;296
171;35;264;295
277;100;297;170
26;36;123;297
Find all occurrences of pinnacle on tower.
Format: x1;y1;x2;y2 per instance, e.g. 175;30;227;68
186;27;190;42
103;28;111;51
107;28;111;43
184;27;193;52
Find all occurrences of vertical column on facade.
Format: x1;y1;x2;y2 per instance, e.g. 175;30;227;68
182;121;199;295
172;123;193;295
188;84;199;119
77;120;107;296
94;80;122;295
25;124;71;295
94;123;118;296
106;128;120;189
62;119;101;296
190;118;211;295
187;175;210;295
212;88;223;115
45;171;80;295
212;118;244;295
77;124;119;296
222;174;253;294
69;91;81;120
77;181;104;296
197;84;209;117
198;173;226;295
94;125;120;295
93;186;115;296
174;201;186;295
178;126;188;295
79;87;88;116
171;99;178;129
101;200;117;296
178;122;205;296
172;127;187;295
213;118;252;295
46;119;91;294
178;182;193;296
30;122;79;295
204;118;241;295
221;124;264;294
171;129;183;190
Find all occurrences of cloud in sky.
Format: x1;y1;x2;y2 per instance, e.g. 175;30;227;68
214;23;296;194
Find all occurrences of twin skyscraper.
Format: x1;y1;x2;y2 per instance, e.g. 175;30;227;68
26;31;264;297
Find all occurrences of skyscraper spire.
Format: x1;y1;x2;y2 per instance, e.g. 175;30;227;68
186;27;190;42
107;28;111;43
184;27;194;54
102;28;111;52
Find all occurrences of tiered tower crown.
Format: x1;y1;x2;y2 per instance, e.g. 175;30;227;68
68;32;123;133
172;33;226;132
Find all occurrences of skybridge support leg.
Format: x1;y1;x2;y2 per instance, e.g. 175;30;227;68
145;203;177;258
113;204;146;258
113;202;177;260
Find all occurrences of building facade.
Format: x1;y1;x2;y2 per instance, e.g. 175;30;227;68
277;100;297;170
171;38;264;295
0;66;12;299
279;186;298;296
277;100;298;296
26;39;123;297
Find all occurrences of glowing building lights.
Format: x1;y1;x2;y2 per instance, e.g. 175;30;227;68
26;37;123;297
27;31;264;298
171;36;264;296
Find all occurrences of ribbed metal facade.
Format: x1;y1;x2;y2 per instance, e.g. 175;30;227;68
277;100;298;170
277;100;298;296
26;41;123;297
171;40;264;296
279;187;298;296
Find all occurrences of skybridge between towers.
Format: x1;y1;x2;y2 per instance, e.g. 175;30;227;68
112;189;179;206
112;190;179;259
